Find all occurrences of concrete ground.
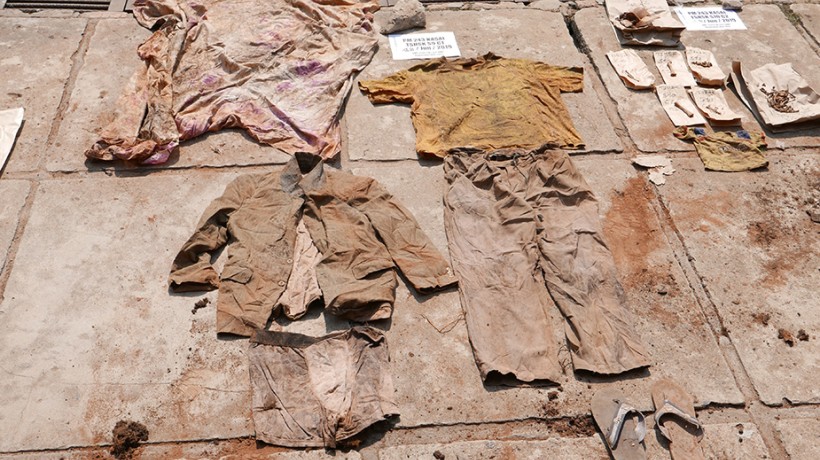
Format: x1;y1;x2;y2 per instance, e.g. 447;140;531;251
0;1;818;459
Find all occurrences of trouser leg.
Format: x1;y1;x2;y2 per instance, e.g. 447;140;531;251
443;154;562;383
526;152;650;375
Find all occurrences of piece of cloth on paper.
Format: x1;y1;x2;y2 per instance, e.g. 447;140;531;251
607;49;655;90
86;0;379;165
443;146;651;383
0;107;24;170
169;153;457;336
674;126;768;172
605;0;685;47
730;61;820;131
249;326;398;448
359;53;585;158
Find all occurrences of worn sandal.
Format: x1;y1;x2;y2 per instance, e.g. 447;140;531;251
651;379;705;460
591;389;647;460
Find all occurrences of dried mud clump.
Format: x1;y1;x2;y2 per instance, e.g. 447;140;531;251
752;312;771;326
797;329;810;342
191;297;210;314
111;420;149;459
778;328;796;347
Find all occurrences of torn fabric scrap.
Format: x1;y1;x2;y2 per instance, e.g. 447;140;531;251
674;126;768;172
86;0;380;165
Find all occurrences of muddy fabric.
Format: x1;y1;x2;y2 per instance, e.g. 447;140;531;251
249;326;398;448
86;0;379;165
730;61;820;132
170;153;456;336
606;0;685;47
443;147;651;382
359;53;584;158
674;126;768;172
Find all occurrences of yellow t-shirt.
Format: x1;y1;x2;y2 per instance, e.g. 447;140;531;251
358;53;585;158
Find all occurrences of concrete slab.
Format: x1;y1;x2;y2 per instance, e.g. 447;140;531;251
377;422;769;460
777;418;820;460
0;18;86;173
657;154;820;405
349;157;741;429
791;4;820;48
574;6;820;153
378;438;609;459
657;421;770;459
47;18;292;173
0;172;252;452
346;9;622;162
0;444;361;460
0;180;30;273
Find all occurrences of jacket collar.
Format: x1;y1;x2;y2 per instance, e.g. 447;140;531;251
280;152;326;193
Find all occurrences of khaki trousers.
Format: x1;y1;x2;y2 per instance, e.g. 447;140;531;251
443;147;651;383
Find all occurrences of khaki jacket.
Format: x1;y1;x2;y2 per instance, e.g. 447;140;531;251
170;153;456;336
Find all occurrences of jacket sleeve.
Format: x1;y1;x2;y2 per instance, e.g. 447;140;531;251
168;175;250;292
352;178;458;293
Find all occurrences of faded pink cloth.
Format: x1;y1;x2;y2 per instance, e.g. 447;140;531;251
86;0;379;165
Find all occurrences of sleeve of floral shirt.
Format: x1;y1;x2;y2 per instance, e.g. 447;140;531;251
168;175;252;292
351;178;458;293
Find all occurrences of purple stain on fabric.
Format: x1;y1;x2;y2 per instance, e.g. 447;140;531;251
202;75;218;85
277;81;294;91
293;61;325;77
736;130;751;139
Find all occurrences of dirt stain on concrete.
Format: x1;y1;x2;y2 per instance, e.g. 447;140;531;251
604;177;662;277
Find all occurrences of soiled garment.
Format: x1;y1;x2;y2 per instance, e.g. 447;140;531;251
86;0;379;165
443;147;651;382
674;127;768;172
170;153;457;336
249;326;398;448
358;53;585;158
